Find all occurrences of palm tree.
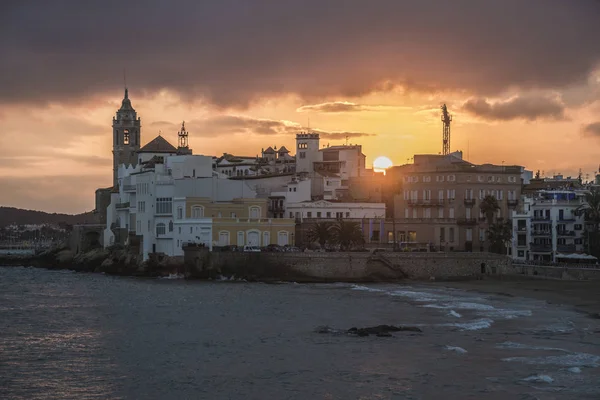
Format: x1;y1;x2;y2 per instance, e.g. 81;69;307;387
330;220;365;251
486;220;512;254
305;221;333;249
479;195;500;225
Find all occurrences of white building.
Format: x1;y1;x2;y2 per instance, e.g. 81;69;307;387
511;190;586;262
268;177;312;218
286;200;386;221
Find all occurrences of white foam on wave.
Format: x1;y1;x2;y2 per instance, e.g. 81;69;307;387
503;353;600;368
445;345;467;354
478;309;532;319
522;374;554;383
496;341;568;352
448;310;462;318
442;318;494;331
389;290;442;302
350;285;384;293
423;302;495;311
160;273;185;280
568;367;582;373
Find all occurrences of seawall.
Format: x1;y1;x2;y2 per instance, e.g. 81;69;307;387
506;263;600;281
184;249;512;282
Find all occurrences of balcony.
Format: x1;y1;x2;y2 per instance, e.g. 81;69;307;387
557;244;576;253
457;218;477;225
115;202;130;209
532;216;550;221
557;230;575;237
463;198;476;207
268;205;285;212
407;199;445;207
530;244;552;253
531;230;552;236
559;217;577;222
123;184;136;192
507;199;519;207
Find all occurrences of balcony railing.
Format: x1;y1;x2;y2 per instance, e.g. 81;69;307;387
557;244;576;253
530;244;552;252
463;199;476;207
531;230;552;236
556;230;575;237
507;199;519;207
116;202;130;209
532;216;551;221
123;184;136;192
407;199;445;207
457;218;477;225
558;217;577;222
268;205;285;212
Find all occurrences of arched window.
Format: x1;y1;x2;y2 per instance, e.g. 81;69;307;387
244;169;249;175
192;206;204;218
156;223;166;236
263;231;270;245
249;206;260;219
123;129;130;145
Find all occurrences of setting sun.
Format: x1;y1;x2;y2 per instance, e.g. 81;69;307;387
373;156;393;173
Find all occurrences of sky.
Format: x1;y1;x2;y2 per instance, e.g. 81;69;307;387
1;0;600;214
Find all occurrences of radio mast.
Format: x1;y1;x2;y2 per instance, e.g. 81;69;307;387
441;104;452;155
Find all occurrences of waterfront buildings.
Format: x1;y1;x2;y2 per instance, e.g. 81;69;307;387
511;189;586;262
386;151;524;252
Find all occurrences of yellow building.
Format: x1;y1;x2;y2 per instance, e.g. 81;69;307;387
185;197;296;247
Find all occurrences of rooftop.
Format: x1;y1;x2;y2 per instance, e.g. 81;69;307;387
138;135;178;154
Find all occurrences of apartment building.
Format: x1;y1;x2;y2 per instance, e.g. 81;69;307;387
388;151;523;252
511;190;586;262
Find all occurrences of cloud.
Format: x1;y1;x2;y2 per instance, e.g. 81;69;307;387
296;102;410;113
158;115;374;139
2;1;600;107
461;96;566;121
583;122;600;137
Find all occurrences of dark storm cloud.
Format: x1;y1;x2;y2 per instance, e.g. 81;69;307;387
583;122;600;137
1;0;600;107
153;115;373;138
462;96;566;121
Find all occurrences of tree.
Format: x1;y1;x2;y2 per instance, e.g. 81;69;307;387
487;220;512;254
305;221;333;249
479;195;500;225
330;220;365;251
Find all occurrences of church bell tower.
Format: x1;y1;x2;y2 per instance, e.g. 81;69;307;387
112;88;141;187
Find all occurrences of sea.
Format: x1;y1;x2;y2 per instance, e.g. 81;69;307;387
1;266;599;400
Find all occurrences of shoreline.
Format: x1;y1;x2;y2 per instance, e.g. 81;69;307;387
432;277;600;318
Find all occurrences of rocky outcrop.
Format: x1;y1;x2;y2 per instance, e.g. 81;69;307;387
315;324;423;337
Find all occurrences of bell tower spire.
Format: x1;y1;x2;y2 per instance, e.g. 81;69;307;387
112;88;141;187
176;121;192;155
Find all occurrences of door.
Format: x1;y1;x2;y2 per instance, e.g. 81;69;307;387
247;231;260;247
278;231;289;246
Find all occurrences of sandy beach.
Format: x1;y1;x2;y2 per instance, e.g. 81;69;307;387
435;277;600;318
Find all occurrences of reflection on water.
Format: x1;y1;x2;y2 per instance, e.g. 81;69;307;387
1;266;599;400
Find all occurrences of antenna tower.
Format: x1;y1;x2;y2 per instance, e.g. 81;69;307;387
441;104;452;155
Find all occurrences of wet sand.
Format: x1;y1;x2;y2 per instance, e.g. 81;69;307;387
435;278;600;318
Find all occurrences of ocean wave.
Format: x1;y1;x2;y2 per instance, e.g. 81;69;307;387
350;285;384;293
444;345;467;354
441;318;494;331
522;374;554;383
503;353;600;367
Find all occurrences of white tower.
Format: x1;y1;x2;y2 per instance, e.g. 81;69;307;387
295;132;320;173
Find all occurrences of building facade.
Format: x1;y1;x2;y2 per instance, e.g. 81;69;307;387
511;190;586;262
112;88;141;186
388;152;523;252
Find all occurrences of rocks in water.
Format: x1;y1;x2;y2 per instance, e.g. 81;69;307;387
314;324;423;337
347;324;422;337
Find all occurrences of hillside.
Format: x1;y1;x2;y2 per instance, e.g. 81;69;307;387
0;207;98;228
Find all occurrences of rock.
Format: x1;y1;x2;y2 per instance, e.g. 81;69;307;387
347;324;422;337
55;249;74;264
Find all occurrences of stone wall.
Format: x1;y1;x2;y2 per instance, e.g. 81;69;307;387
507;263;600;281
183;248;511;282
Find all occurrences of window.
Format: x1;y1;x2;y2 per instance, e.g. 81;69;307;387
346;212;350;218
479;189;486;200
449;228;455;243
178;227;181;234
466;228;473;241
508;176;517;183
574;224;583;231
518;250;524;257
123;129;130;145
423;190;431;201
237;231;245;246
575;238;583;245
317;212;322;218
424;208;431;218
249;206;260;219
177;207;183;219
423;176;431;182
412;209;417;218
478;175;484;182
438;208;444;218
168;220;173;232
326;212;331;218
438;190;444;200
156;197;172;215
263;231;270;245
498;190;503;200
466;175;472;182
219;231;230;246
447;189;455;200
137;201;146;213
156;223;166;236
447;175;455;182
278;231;289;246
466;208;471;219
148;220;151;232
371;230;380;241
404;190;410;200
136;220;141;232
191;206;204;218
465;189;473;199
299;152;306;159
405;208;409;218
190;227;193;234
449;208;455;218
231;212;237;218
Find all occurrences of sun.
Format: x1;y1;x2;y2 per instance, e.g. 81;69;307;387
373;156;393;173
